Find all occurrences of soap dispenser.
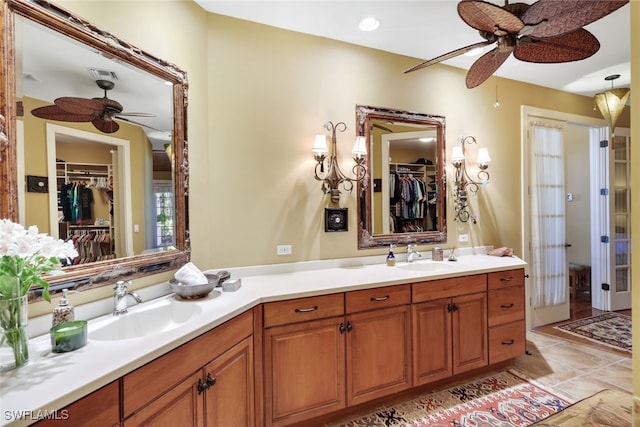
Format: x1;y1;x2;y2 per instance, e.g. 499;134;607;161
386;244;396;266
52;289;76;327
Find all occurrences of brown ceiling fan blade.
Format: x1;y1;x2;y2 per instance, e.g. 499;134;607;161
515;28;600;63
53;97;105;115
117;112;156;117
92;117;120;134
115;116;164;132
521;0;628;38
31;105;94;122
466;47;511;88
404;40;493;73
458;0;524;34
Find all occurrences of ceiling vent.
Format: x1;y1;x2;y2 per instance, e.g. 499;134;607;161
87;68;119;81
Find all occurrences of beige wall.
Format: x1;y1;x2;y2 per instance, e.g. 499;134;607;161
204;13;628;268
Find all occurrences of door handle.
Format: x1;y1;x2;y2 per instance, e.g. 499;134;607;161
564;243;572;247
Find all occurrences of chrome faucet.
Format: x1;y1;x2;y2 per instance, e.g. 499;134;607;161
113;280;142;315
407;244;422;263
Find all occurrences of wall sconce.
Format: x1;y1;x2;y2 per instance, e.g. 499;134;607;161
594;74;630;142
313;121;367;203
451;135;490;223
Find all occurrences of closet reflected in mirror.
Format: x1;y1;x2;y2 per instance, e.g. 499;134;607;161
17;14;176;265
3;0;189;298
356;105;446;249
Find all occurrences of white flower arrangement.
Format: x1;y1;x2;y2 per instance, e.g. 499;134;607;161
0;219;78;302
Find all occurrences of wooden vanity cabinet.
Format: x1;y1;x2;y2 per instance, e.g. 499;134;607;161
122;309;254;426
412;275;488;386
34;380;120;427
488;269;526;364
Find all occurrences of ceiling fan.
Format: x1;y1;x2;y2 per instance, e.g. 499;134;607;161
31;79;159;134
405;0;629;88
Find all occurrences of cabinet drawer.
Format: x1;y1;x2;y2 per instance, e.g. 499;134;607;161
264;293;344;328
488;285;525;327
412;274;486;303
346;284;410;314
488;320;526;364
488;268;525;290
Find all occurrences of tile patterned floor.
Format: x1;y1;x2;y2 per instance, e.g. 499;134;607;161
516;330;632;403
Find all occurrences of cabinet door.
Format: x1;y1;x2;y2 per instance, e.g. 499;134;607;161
346;305;411;406
204;336;254;427
452;292;488;374
123;370;204;427
412;298;452;386
264;316;345;427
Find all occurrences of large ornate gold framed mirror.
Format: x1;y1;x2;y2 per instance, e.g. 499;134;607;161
356;105;446;249
0;0;190;300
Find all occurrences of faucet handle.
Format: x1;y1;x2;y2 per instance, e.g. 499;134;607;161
114;280;131;293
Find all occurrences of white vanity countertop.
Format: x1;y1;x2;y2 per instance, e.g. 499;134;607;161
0;253;526;426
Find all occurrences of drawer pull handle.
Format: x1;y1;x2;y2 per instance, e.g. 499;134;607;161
295;305;318;313
500;277;514;282
500;303;514;309
370;295;390;302
502;339;515;346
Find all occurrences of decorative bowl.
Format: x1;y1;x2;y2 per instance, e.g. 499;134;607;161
169;274;220;299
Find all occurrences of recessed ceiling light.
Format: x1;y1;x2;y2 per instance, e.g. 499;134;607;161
464;46;485;57
359;17;380;32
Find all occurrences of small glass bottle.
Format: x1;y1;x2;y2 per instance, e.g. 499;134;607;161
386;244;396;266
52;289;76;327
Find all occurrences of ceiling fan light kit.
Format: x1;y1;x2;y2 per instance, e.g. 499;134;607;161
405;0;629;89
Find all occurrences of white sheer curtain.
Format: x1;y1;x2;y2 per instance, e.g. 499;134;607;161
530;121;566;309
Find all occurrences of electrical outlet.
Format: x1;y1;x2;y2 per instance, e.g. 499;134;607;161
458;234;469;243
277;244;292;256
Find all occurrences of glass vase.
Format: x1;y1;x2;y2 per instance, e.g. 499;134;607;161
0;295;29;371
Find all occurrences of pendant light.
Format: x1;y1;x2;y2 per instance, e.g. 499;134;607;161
594;74;630;138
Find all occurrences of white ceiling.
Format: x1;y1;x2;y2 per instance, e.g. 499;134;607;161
194;0;630;98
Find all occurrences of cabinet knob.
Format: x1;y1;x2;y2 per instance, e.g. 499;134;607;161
197;378;208;394
206;374;216;387
339;323;346;333
294;305;318;313
346;321;353;332
500;303;514;309
500;276;514;282
501;339;515;346
370;295;390;302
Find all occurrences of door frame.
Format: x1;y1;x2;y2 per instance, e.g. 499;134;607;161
521;106;606;330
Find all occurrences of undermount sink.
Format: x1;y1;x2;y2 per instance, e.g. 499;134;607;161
396;261;456;273
89;298;202;341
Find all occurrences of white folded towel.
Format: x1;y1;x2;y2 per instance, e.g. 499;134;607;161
175;262;208;285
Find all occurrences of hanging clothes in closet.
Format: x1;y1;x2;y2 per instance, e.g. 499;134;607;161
389;172;428;233
59;182;94;224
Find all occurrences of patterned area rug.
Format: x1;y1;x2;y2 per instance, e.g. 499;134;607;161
329;370;569;427
553;312;631;353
